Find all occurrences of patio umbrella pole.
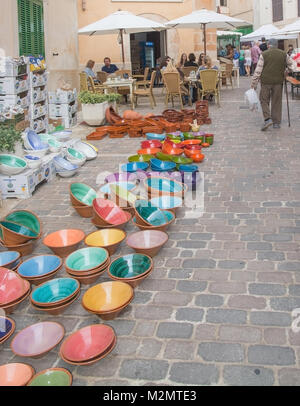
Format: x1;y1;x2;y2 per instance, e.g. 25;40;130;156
203;23;207;55
120;28;125;65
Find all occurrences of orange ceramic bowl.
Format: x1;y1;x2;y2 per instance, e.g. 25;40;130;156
43;229;85;257
190;153;205;163
181;139;202;146
0;363;35;386
137;148;161;155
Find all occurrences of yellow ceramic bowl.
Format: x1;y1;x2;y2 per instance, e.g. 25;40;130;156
82;281;133;312
85;229;126;254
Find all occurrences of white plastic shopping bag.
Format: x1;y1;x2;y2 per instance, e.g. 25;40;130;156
244;88;261;112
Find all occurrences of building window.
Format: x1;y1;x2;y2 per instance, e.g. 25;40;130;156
18;0;45;57
298;0;300;16
272;0;283;22
220;0;227;6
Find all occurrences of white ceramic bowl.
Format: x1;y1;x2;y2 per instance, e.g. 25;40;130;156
74;141;97;161
56;169;78;178
24;155;42;170
0;154;28;175
23;148;48;158
66;156;86;167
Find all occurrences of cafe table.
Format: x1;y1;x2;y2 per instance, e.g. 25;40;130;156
103;78;136;109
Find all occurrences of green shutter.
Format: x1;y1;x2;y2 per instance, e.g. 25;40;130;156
18;0;45;57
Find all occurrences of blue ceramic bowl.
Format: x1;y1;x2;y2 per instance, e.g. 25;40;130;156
0;317;14;340
150;196;183;210
0;251;21;269
145;177;183;194
150;159;176;172
178;164;199;172
100;182;136;195
17;255;62;278
31;278;80;305
135;199;168;226
146;133;166;141
27;131;49;150
24;155;40;161
121;162;148;173
54;156;78;171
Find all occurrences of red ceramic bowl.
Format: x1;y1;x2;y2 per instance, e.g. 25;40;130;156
60;324;116;363
137;148;161;155
162;145;184;156
93;198;128;225
141;140;162;149
184;144;202;151
0;267;28;305
191;153;205;163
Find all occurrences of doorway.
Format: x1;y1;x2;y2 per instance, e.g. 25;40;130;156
130;31;167;75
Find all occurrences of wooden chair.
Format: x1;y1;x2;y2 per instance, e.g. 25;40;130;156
198;69;220;106
80;72;89;91
133;71;156;109
133;67;150;88
114;70;132;102
97;71;108;84
220;63;233;89
87;76;105;94
162;71;191;109
286;75;300;100
182;66;198;78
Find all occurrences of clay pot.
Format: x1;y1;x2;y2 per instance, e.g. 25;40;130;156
123;110;143;120
4;240;35;256
73;205;93;218
105;106;122;124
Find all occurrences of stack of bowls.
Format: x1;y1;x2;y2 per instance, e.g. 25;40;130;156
11;321;65;358
65;247;110;284
29;278;80;315
121;162;148;173
70;182;97;218
85;229;126;255
17;255;62;285
0;154;27;175
66;147;86;167
0;363;35;386
24;155;42;169
73;141;97;160
108;253;153;288
0;250;21;270
53;156;78;178
134;199;171;227
27;368;72;386
126;230;169;257
22;130;49;157
43;229;85;257
0;267;31;314
59;325;116;366
92;198;131;229
128;154;154;163
150;158;176;172
82;281;134;320
0;221;39;246
132;210;175;232
0;316;16;344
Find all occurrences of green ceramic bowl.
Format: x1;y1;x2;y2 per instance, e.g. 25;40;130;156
0;221;38;237
171;156;193;165
0;154;27;168
70;183;97;206
5;210;41;234
183;132;195;140
135;199;168;226
128;154;155;163
109;254;152;279
67;148;85;160
156;152;172;161
28;368;72;386
65;247;109;272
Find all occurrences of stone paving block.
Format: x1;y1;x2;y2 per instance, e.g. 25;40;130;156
263;234;293;242
264;328;287;345
134;305;173;320
250;311;291;327
230;270;256;282
219;325;262;343
103;320;136;336
168;268;193;279
247;242;273;250
228;294;267;309
182;259;216;269
277;262;300;271
137;338;162;358
217;260;246;270
209;282;247;294
153;291;192;306
177;240;207;249
133;321;157;338
119;359;169;381
249;283;287;296
137;279;176;291
164;340;196;360
190;233;213;240
175;308;204;322
193;270;230;282
278;368;300;385
257;272;293;283
195;324;217;340
270;297;300;311
169;362;219;385
156;322;194;339
289;285;300;296
113;337;140;356
195;294;224;307
206;309;247;325
198;342;244;362
248;345;296;365
176;280;207;293
223;365;275;386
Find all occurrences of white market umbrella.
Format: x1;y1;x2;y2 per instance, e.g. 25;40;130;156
165;8;250;54
274;19;300;35
78;10;166;63
240;24;280;42
217;31;242;37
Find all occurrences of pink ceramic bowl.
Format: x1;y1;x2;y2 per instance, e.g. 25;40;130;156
0;363;35;386
0;267;28;305
60;324;116;363
11;321;65;358
93;198;128;225
126;230;169;257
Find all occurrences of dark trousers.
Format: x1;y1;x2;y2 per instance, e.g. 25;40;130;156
239;60;245;76
259;83;283;125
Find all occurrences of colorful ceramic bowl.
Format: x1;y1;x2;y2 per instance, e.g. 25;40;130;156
67;148;86;161
5;210;41;236
85;229;126;255
108;254;152;279
91;211;132;231
0;316;15;343
31;278;80;307
0;250;21;269
150;159;176;172
126;230;168;257
11;322;65;358
144;177;186;197
43;229;85;257
132;210;175;232
105;172;137;183
170;156;193;165
73;141;97;160
150;196;183;213
156;152;172;161
109;185;137;209
60;324;116;363
0;267;28;305
137;148;161;156
93;198;128;225
128;154;154;163
65;247;109;272
53;156;78;172
121;162;148;173
17;255;62;280
181;139;202;146
0;154;27;175
146;133;166;141
0;221;39;245
178;164;198;172
141;140;162;149
135;199;169;227
28;368;72;386
100;182;136;195
0;363;35;386
82;281;133;312
70;183;97;207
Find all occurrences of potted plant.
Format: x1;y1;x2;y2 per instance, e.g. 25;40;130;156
78;91;121;126
0;124;23;156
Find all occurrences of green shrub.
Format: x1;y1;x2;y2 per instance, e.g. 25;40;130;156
78;91;121;104
0;124;22;153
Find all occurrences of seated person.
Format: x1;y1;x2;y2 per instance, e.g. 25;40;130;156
84;60;100;82
101;57;119;74
197;56;218;77
184;53;198;67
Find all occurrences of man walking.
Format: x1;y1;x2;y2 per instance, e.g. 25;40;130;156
251;42;261;74
251;38;294;131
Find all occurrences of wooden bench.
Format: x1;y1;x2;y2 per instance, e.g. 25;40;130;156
286;76;300;99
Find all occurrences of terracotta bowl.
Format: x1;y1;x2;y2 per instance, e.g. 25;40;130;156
69;270;106;285
184;144;202;151
190;153;205;163
65;247;109;274
27;368;72;386
0;363;35;386
181;139;202;146
0;316;16;344
30;290;80;316
0;221;39;245
69;182;97;207
91;211;132;230
43;229;85;257
0;250;21;269
30;278;80;308
144;176;187;198
66;258;110;278
4;240;35;256
0;267;29;306
17;255;62;282
137;148;161;155
92;198;128;226
126;230;169;257
132;211;175;232
141;140;162;149
1;288;31;315
72;205;93;218
11;321;65;358
134;199;170;227
4;209;42;237
84;229;126;255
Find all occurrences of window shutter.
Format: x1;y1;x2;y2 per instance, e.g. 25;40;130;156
272;0;283;22
298;0;300;16
18;0;45;57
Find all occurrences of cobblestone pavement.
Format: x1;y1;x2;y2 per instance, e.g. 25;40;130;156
1;78;300;386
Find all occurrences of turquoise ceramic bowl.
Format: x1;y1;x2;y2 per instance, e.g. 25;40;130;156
178;164;198;172
70;183;97;206
109;254;152;279
146;133;166;141
31;278;80;306
145;177;183;193
0;154;27;175
18;255;62;278
135;199;168;226
150;159;176;172
121;162;148;173
0;221;38;237
67;148;85;160
5;210;41;234
150;196;183;210
65;247;109;272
